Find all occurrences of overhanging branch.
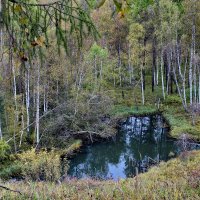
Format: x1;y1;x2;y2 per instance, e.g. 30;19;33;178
8;0;62;7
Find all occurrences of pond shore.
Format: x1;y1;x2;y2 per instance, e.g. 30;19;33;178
1;150;200;199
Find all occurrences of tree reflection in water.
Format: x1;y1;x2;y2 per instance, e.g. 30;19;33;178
68;115;197;180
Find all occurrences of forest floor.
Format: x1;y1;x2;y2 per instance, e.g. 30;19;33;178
112;103;200;140
109;76;200;141
1;78;200;199
1;150;200;199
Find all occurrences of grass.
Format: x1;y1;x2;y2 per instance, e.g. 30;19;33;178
112;102;200;140
163;106;200;140
1;79;200;199
0;140;82;181
111;105;158;117
109;83;200;140
0;150;200;199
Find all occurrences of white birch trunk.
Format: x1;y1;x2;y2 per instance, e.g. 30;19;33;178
173;65;187;111
141;66;145;105
36;62;40;144
189;47;193;105
0;117;2;140
25;65;30;134
156;57;159;86
43;86;46;113
194;63;197;104
161;50;165;100
11;60;18;121
166;51;171;94
183;58;187;106
128;43;133;84
94;55;97;90
100;60;103;82
19;114;24;147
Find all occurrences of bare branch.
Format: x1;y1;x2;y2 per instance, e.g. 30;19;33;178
0;185;22;195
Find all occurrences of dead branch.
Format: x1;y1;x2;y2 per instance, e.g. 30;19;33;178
0;184;22;195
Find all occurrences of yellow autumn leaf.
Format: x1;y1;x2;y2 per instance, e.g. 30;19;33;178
14;5;22;12
36;36;45;46
19;17;28;25
118;10;125;18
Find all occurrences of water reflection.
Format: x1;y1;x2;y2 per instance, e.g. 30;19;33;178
68;115;199;180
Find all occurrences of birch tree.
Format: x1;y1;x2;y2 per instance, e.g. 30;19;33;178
128;23;145;104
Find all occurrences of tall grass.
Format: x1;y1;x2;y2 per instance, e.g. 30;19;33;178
1;151;200;199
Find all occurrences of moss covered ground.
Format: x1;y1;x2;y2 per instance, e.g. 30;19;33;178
110;81;200;140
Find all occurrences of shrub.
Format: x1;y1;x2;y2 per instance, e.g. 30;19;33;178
0;163;21;180
0;140;11;161
17;148;62;181
164;95;182;105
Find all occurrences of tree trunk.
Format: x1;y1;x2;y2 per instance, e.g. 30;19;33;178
189;17;196;105
94;55;97;90
156;57;159;86
141;66;145;105
19;114;24;147
0;117;2;140
173;64;187;111
152;37;156;92
183;57;187;106
117;43;122;87
128;43;133;84
11;56;18;121
166;51;171;95
194;63;197;104
189;47;193;105
36;62;40;145
160;50;165;100
100;60;103;83
25;64;30;136
143;38;147;91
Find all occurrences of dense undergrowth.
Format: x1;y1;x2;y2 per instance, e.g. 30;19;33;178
1;85;200;182
1;150;200;199
1;82;200;198
0;140;82;181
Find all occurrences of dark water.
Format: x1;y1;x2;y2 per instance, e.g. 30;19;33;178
68;115;199;180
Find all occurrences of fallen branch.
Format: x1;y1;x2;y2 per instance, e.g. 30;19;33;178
0;185;22;195
6;103;67;143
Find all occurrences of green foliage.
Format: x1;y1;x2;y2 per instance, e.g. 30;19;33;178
16;149;62;181
0;148;65;181
163;106;200;139
1;150;200;199
111;105;158;117
89;42;108;58
164;95;182;105
0;140;11;161
0;162;22;180
0;140;83;180
3;0;98;59
130;0;154;17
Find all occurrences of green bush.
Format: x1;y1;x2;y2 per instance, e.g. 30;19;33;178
0;163;22;180
164;95;182;105
0;140;11;161
17;148;62;181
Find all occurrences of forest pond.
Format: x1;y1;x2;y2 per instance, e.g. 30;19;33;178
68;115;200;180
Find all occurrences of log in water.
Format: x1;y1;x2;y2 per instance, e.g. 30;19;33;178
68;115;200;180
